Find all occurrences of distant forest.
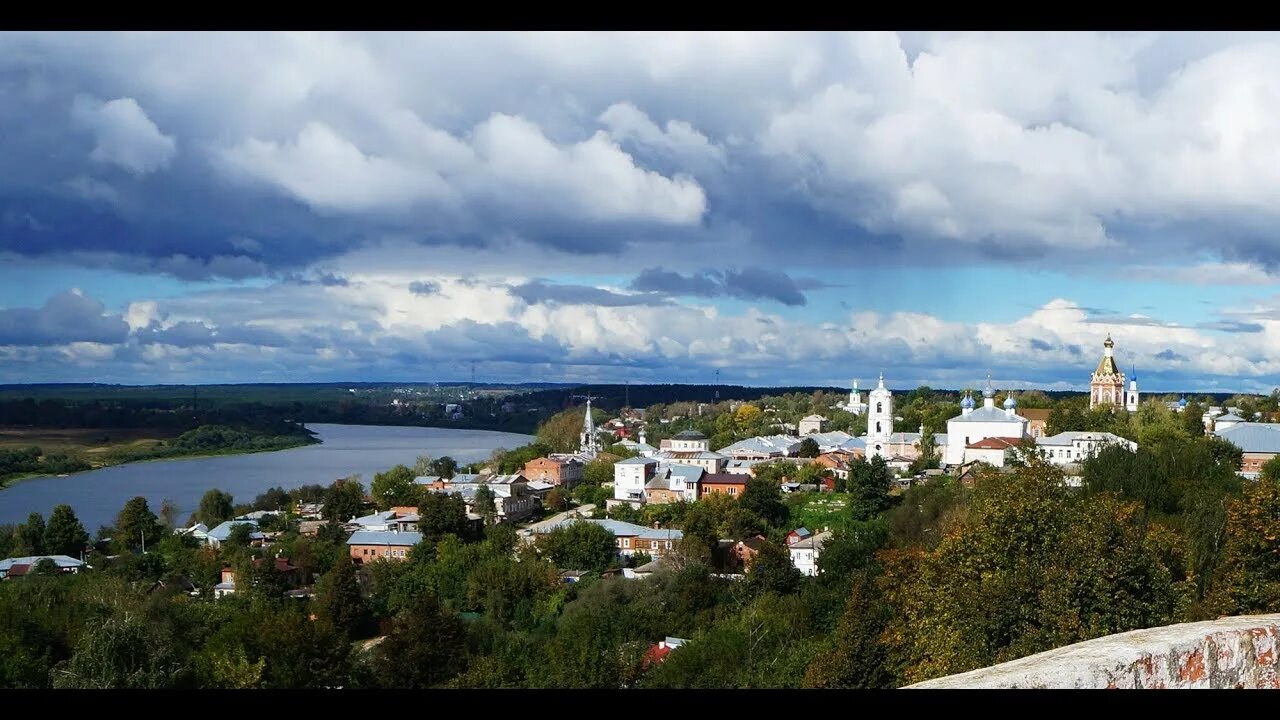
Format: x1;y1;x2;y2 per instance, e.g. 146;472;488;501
0;381;1251;436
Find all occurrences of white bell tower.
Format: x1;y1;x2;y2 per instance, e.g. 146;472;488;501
866;372;893;460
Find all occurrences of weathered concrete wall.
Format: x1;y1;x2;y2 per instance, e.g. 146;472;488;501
906;614;1280;688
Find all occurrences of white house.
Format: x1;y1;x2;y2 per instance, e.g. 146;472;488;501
614;456;659;502
1034;431;1137;466
787;529;832;577
798;415;828;435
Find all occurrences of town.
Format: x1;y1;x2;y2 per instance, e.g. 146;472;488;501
4;335;1280;688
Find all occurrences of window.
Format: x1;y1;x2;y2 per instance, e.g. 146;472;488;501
623;538;630;548
876;402;882;414
651;541;659;550
875;422;882;433
728;487;737;495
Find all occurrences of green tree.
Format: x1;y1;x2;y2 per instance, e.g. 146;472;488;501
848;456;893;521
796;437;819;458
115;497;162;552
885;457;1189;684
51;614;185;688
226;522;257;549
43;504;89;558
370;464;416;509
197;489;235;527
537;521;618;572
744;537;802;595
1207;456;1280;615
473;486;497;525
804;571;893;688
417;492;470;542
431;456;459;479
739;477;788;528
370;592;466;688
322;477;366;522
314;558;370;638
544;488;569;512
15;512;46;556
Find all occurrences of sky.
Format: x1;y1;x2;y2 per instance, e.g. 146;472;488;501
3;31;1280;393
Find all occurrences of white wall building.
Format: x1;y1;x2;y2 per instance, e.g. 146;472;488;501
798;415;828;435
866;373;894;461
788;530;831;577
944;379;1029;468
614;456;658;502
1034;431;1137;466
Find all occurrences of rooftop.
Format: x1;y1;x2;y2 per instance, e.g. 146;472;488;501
346;530;423;547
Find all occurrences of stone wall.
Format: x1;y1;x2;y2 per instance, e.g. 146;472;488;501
906;614;1280;689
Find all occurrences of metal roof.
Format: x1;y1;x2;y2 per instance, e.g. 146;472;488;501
948;406;1028;424
0;555;85;572
1218;424;1280;454
532;518;683;541
207;520;263;541
346;530;423;547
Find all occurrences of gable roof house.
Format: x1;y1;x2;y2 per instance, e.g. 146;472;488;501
0;554;86;580
205;520;266;548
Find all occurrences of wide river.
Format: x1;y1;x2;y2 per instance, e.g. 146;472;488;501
0;423;533;532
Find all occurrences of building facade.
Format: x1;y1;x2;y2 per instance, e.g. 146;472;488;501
1090;335;1136;411
866;373;895;460
943;380;1029;467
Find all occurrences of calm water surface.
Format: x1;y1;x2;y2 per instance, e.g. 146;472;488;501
0;423;533;531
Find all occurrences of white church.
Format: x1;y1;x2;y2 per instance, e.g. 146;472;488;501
942;377;1029;467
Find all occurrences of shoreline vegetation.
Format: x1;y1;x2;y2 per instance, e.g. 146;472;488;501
0;424;319;489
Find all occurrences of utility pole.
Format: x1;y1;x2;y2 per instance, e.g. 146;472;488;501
471;361;477;385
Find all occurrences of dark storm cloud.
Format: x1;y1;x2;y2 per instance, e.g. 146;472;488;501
510;280;669;307
629;266;810;306
0;290;129;345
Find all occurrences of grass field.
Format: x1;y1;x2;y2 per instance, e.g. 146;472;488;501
0;427;183;461
788;492;851;532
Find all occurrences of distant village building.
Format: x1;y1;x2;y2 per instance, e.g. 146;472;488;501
838;379;867;415
788;528;831;577
347;531;422;563
798;415;828;435
533;518;683;559
653;430;728;474
1216;423;1280;479
0;555;86;580
1089;336;1138;411
1034;431;1136;466
523;456;585;488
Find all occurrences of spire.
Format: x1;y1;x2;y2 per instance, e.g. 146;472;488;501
878;371;885;389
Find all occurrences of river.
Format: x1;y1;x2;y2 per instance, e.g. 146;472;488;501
0;423;534;532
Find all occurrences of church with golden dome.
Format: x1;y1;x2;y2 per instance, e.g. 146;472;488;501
1090;335;1138;412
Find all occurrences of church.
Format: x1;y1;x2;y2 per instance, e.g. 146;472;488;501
942;377;1029;467
1090;335;1139;412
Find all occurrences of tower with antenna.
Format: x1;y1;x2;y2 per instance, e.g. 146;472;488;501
572;392;600;459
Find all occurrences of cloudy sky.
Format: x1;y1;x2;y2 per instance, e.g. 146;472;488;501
4;31;1280;392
